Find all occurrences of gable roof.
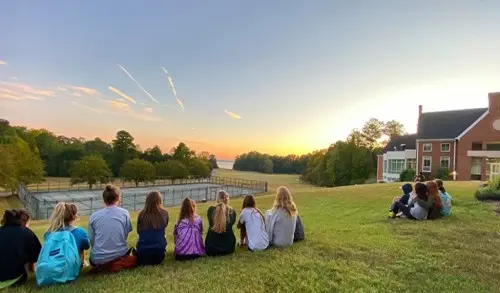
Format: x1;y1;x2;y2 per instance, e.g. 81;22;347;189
383;134;417;152
417;108;488;139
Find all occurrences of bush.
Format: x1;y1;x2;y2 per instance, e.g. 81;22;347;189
155;160;189;180
399;168;416;182
475;175;500;201
434;167;451;180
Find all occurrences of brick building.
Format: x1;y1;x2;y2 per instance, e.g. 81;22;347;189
377;92;500;182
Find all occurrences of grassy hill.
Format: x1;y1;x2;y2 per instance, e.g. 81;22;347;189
4;171;500;292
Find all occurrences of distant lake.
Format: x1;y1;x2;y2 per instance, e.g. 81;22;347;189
217;160;234;170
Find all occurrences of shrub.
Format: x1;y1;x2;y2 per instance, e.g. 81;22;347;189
155;160;189;180
399;168;416;182
475;175;500;201
434;167;451;180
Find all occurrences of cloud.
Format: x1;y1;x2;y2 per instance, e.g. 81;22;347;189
108;86;137;104
58;86;68;92
176;98;185;111
70;101;104;114
72;92;82;97
144;107;153;113
0;60;6;66
0;83;51;101
106;99;131;111
117;64;159;103
10;76;18;80
224;110;242;119
68;86;98;96
162;67;184;111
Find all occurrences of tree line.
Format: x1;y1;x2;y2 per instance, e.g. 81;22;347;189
0;119;219;191
234;118;406;187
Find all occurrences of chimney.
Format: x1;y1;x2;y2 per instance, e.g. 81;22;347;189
488;92;500;113
417;105;423;133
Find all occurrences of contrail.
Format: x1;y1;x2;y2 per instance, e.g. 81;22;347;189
108;86;136;104
117;64;159;103
162;66;184;111
224;110;242;119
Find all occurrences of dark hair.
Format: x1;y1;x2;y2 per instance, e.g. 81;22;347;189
242;195;256;209
178;198;196;224
414;182;428;200
434;179;446;193
138;191;167;230
1;209;24;226
102;185;120;205
16;209;31;226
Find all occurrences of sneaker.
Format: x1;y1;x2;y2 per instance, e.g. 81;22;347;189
388;212;396;218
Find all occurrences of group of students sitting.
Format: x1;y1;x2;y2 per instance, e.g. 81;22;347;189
388;178;453;220
0;185;305;288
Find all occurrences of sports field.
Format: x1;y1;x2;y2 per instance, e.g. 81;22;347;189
2;170;500;293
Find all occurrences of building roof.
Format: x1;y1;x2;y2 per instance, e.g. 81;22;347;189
383;134;417;152
417;108;488;139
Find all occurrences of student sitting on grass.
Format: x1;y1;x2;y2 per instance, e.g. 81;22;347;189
205;190;237;256
391;182;430;220
136;191;169;266
426;181;443;219
389;183;413;218
0;209;41;289
435;179;453;217
44;202;90;265
238;195;269;251
88;185;136;272
265;186;297;247
173;198;205;261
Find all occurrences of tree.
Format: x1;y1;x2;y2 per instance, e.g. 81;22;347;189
326;141;373;186
383;120;406;139
188;158;211;178
208;154;219;170
142;145;165;164
7;136;44;186
119;159;156;187
171;143;196;165
0;146;17;191
156;160;189;180
112;130;138;175
70;155;112;189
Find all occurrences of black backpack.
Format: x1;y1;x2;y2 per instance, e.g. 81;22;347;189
294;215;305;242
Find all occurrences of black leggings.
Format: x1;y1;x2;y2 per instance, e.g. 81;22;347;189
136;249;165;266
394;202;416;220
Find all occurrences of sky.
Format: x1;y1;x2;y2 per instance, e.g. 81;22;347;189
1;1;500;160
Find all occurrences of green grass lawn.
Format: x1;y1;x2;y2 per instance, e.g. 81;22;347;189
4;171;500;292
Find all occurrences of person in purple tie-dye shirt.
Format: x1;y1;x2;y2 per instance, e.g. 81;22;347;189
173;198;205;261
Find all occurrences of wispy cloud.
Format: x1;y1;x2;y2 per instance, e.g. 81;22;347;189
108;86;137;104
70;101;104;114
1;82;55;97
68;86;98;96
106;99;131;111
162;67;184;111
10;76;18;80
144;107;153;113
117;64;159;103
224;110;242;119
0;60;7;66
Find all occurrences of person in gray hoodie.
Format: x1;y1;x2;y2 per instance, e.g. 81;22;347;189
265;186;298;247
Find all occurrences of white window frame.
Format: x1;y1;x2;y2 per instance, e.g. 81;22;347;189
441;143;450;152
406;159;416;170
422;156;432;172
423;143;432;152
440;156;450;169
383;160;387;173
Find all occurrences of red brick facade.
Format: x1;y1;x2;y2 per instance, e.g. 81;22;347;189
376;155;383;181
416;140;456;175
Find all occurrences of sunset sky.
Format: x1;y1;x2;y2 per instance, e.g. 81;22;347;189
1;1;499;160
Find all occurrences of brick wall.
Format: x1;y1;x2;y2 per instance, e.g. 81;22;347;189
416;140;455;175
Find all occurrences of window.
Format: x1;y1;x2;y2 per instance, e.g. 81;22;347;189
486;143;500;151
440;156;450;168
471;142;482;151
422;156;432;172
441;143;450;152
383;160;387;173
423;143;432;152
406;159;416;170
387;159;405;174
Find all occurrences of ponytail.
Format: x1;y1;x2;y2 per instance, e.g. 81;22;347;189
47;202;78;233
212;202;228;233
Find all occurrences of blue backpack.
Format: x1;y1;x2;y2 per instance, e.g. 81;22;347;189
35;229;81;287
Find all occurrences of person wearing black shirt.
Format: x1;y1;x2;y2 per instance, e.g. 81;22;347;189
0;209;42;288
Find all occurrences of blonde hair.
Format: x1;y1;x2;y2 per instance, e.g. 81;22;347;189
273;186;297;217
47;202;78;233
212;190;230;233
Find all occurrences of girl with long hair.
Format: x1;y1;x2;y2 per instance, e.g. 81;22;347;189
136;191;169;266
393;182;431;220
0;210;41;288
205;190;237;256
173;198;205;261
265;186;298;247
435;179;453;216
237;195;269;251
46;202;90;264
426;181;444;219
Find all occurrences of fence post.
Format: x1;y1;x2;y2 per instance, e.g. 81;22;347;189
163;191;166;206
134;194;137;211
90;197;93;214
172;189;175;206
58;180;61;191
48;182;50;192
